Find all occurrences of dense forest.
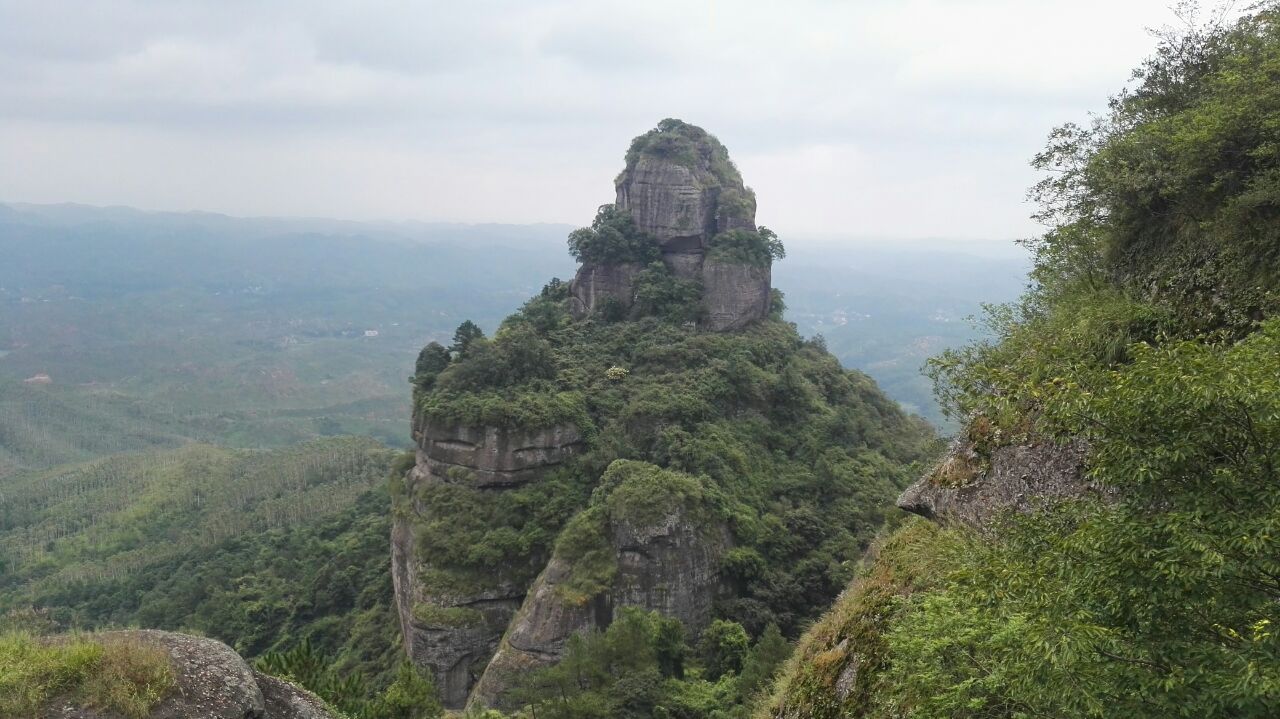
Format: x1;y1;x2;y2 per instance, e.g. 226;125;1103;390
765;5;1280;717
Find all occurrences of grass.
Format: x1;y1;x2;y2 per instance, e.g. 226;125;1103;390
0;631;175;718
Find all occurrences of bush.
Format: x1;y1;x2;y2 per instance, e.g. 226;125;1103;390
568;206;661;265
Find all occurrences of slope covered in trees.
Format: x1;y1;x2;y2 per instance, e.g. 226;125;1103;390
763;5;1280;717
0;439;409;703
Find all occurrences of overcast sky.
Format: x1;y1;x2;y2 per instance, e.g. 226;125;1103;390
0;1;1204;244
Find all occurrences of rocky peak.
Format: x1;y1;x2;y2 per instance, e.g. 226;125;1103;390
615;118;757;249
570;119;774;331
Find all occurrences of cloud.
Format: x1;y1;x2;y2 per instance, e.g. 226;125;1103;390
0;0;1203;241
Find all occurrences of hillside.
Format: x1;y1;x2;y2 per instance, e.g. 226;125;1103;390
394;120;936;715
763;7;1280;717
0;438;401;683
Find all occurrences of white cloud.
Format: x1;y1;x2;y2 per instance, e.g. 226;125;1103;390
0;0;1205;243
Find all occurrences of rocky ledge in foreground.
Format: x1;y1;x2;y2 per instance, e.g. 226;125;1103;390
39;629;337;719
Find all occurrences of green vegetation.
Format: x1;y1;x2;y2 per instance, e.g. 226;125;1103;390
0;631;175;719
407;308;933;639
0;439;414;710
766;5;1280;717
707;228;786;267
567;206;662;265
623;119;749;195
513;607;791;719
257;642;443;719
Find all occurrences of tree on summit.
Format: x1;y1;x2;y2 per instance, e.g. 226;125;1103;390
449;321;485;358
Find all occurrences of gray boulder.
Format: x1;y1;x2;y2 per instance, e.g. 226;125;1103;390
897;433;1100;528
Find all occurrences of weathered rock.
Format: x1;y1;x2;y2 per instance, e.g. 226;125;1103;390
569;262;642;319
255;671;341;719
396;420;584;708
897;435;1098;528
43;630;336;719
616;155;721;247
468;469;728;711
412;420;585;488
568;119;773;330
701;260;771;332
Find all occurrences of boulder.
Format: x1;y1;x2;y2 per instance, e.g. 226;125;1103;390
42;630;339;719
897;435;1100;528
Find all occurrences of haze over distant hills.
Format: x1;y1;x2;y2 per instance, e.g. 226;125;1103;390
0;201;1026;476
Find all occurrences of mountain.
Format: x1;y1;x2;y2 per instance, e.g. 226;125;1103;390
761;7;1280;717
393;119;937;714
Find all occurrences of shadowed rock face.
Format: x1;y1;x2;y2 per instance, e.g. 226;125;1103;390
571;120;772;328
45;630;338;719
412;420;585;487
468;502;728;711
394;418;585;708
568;262;642;319
897;435;1099;528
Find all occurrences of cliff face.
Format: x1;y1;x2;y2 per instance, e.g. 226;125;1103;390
570;119;772;329
468;461;728;711
392;418;584;707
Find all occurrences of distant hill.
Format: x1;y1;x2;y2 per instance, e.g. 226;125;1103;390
0;202;1025;466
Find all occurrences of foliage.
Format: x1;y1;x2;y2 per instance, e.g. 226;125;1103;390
629;262;705;323
514;607;787;719
877;326;1280;716
698;620;750;681
413;342;451;391
258;641;443;719
567;205;662;266
451;321;487;358
707;228;786;267
407;313;934;638
763;6;1280;718
0;631;175;719
0;443;407;707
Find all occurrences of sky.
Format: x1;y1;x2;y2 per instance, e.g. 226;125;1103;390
0;0;1211;245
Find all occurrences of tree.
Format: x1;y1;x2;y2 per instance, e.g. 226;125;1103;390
449;321;485;358
697;619;750;680
414;343;451;391
736;624;791;700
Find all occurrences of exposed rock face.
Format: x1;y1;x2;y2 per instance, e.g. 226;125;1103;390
896;435;1099;528
568;262;642;319
395;418;586;708
616;155;720;248
45;630;337;719
412;419;585;488
571;120;772;328
469;485;729;711
702;260;772;332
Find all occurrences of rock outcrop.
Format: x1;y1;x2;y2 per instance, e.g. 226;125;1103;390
411;419;585;488
468;461;728;711
896;431;1101;528
43;630;337;719
393;418;586;708
570;119;773;328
